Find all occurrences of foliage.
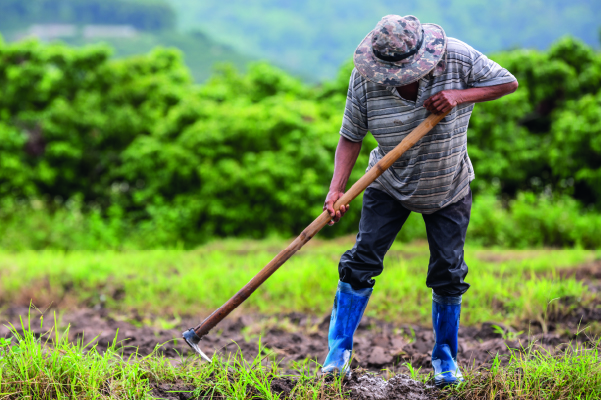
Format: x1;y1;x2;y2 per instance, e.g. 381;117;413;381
0;37;600;248
0;39;370;243
468;37;601;206
165;0;601;80
2;192;601;250
469;193;601;249
550;91;601;206
0;39;190;205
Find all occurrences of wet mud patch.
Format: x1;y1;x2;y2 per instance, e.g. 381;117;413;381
345;374;435;400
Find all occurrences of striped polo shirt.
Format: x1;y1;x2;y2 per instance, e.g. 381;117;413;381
341;37;516;214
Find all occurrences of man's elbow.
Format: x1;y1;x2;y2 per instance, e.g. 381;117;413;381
508;79;519;93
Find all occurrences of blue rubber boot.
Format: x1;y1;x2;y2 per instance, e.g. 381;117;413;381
322;281;372;378
431;292;464;388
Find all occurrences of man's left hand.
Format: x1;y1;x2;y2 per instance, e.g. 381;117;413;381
423;90;461;115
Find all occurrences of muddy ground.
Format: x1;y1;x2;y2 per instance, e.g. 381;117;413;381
1;303;598;371
1;260;600;399
1;306;598;400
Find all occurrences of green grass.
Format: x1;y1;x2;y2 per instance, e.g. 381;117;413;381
447;339;601;399
0;317;150;399
0;239;598;327
1;315;600;399
0;316;347;399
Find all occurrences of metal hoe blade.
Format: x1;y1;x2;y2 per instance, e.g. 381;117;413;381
182;328;212;363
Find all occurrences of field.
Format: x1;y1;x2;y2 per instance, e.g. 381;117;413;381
1;238;601;399
2;4;601;398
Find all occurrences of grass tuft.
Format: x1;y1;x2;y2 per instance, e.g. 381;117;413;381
448;338;601;399
0;315;151;399
0;315;349;399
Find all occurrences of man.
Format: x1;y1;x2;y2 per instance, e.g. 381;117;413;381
321;15;518;387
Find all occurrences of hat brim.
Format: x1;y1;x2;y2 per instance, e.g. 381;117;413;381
353;23;447;86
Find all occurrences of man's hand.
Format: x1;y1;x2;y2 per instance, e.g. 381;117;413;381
324;136;362;226
423;90;461;115
324;190;349;226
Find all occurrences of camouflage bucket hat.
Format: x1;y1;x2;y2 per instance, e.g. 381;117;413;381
354;15;447;86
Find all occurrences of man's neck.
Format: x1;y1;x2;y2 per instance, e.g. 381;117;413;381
396;81;419;102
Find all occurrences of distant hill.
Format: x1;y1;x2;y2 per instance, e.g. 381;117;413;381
165;0;601;81
0;0;176;32
2;0;599;82
0;0;251;81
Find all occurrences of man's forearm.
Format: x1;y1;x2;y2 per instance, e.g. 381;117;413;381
455;80;519;104
330;136;363;191
423;80;518;114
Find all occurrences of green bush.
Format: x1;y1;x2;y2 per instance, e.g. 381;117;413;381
467;37;601;203
549;91;601;205
0;37;600;249
468;192;601;248
2;191;600;250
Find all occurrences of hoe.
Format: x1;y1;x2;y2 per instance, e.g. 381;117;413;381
183;110;450;362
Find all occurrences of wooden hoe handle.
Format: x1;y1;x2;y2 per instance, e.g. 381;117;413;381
192;110;450;338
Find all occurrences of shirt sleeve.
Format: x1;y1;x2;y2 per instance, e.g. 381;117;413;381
339;69;368;142
464;45;517;88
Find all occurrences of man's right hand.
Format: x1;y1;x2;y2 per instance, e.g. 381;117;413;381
325;136;362;226
324;190;349;226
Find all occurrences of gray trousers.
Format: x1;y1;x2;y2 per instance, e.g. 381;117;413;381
338;187;471;297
